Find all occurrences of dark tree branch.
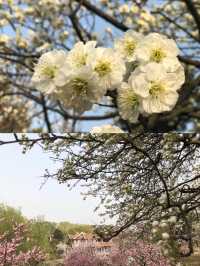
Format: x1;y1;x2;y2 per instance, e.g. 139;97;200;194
75;0;128;31
183;0;200;38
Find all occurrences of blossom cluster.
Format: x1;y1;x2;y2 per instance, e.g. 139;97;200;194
32;31;185;123
151;212;182;263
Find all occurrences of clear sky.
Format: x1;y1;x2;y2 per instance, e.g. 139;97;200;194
0;134;102;225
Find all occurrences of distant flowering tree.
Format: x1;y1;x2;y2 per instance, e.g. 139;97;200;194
111;241;171;266
64;246;108;266
64;241;170;266
0;223;46;265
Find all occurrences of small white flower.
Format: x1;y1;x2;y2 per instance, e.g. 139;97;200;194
55;67;105;113
130;5;139;14
36;43;51;52
168;216;177;224
162;232;170;240
39;0;60;6
119;4;130;14
117;82;141;123
135;33;180;71
0;34;11;45
31;50;68;94
160;222;168;228
140;11;156;24
114;30;143;62
152;221;159;227
159;195;166;204
168;208;173;213
161;57;183;73
67;41;97;69
152;228;158;234
90;125;124;133
87;47;126;90
182;204;186;210
130;63;184;113
163;248;169;255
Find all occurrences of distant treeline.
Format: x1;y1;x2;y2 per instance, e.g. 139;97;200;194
0;203;93;258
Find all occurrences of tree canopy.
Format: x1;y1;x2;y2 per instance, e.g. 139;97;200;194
1;133;200;260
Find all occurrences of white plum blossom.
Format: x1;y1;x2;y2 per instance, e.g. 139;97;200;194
90;125;124;133
169;62;185;85
130;5;139;14
114;30;143;62
152;228;158;234
117;82;141;123
119;4;130;14
182;204;186;210
152;221;159;227
130;63;185;113
67;41;97;69
87;47;126;90
168;216;177;224
162;232;170;240
55;67;105;113
161;57;183;73
135;33;180;71
39;0;66;8
136;32;180;60
0;34;11;45
31;30;185;126
163;249;169;256
160;222;168;228
36;43;51;52
31;50;68;94
159;195;167;204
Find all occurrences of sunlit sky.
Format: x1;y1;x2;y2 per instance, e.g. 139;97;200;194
0;134;102;224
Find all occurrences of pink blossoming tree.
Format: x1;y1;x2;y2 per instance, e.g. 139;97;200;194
0;223;45;266
64;241;170;266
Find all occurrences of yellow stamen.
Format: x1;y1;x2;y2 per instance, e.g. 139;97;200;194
149;82;164;97
124;40;136;56
150;48;166;63
94;61;111;77
42;65;57;79
71;78;88;95
76;55;87;67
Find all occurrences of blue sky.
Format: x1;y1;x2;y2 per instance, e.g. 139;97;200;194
0;134;102;224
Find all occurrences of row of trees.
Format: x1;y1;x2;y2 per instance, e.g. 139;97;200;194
0;203;93;261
